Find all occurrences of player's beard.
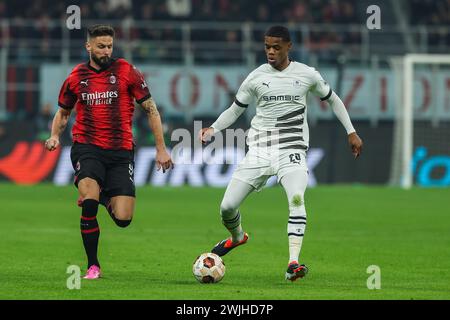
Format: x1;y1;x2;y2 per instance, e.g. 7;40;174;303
92;54;112;69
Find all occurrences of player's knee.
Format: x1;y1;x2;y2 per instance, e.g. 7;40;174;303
289;194;304;208
111;210;133;228
78;178;100;199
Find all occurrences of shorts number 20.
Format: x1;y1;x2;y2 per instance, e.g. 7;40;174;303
289;153;301;164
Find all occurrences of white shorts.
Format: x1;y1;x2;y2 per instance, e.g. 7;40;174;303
232;147;309;191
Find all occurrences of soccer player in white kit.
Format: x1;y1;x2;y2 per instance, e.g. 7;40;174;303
199;26;363;281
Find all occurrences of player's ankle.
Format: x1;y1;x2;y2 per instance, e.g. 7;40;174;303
232;231;245;243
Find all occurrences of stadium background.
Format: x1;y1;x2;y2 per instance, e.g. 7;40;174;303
0;0;449;301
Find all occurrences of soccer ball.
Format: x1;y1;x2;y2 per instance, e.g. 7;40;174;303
192;252;226;283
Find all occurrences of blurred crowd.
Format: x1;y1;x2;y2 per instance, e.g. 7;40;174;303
1;0;360;23
1;0;448;65
409;0;450;49
0;0;364;64
409;0;449;25
3;0;448;26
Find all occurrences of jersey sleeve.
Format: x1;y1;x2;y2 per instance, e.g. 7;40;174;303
58;77;77;110
128;64;151;104
309;68;332;101
234;73;255;108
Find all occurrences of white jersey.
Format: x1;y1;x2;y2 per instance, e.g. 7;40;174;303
235;61;331;150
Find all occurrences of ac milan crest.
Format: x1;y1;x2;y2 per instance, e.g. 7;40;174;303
109;75;116;84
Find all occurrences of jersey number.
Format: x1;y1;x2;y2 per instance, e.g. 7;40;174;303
289;153;301;164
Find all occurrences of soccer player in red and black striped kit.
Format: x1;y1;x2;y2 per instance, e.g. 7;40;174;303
45;25;173;279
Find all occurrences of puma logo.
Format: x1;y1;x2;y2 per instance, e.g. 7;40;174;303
80;80;88;87
262;82;270;88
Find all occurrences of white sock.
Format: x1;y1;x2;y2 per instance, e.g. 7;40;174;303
231;224;244;243
220;179;254;244
280;171;309;265
287;213;306;263
288;236;303;263
222;211;244;243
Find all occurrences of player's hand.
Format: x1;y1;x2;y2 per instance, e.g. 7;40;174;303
156;149;174;173
198;127;215;145
348;132;363;159
44;136;60;151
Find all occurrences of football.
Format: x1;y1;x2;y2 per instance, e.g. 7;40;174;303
192;253;226;283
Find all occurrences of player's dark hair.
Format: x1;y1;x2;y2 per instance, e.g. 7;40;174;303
265;25;291;42
87;25;115;39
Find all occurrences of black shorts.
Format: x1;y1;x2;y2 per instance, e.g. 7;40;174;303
70;142;136;198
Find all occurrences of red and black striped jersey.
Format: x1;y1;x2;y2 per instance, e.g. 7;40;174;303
58;58;150;150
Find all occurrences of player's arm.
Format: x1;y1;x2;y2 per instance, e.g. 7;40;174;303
199;101;246;144
326;92;363;158
45;107;72;151
310;69;363;159
128;64;173;172
140;97;173;172
46;76;76;151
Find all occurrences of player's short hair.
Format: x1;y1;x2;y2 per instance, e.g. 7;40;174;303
265;25;291;42
87;25;115;40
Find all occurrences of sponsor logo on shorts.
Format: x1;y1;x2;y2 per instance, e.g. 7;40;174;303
128;163;134;176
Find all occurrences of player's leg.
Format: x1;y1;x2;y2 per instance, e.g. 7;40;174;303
221;178;254;242
211;147;272;256
211;178;254;256
103;150;136;228
71;144;106;279
77;177;102;276
108;196;135;228
279;169;309;281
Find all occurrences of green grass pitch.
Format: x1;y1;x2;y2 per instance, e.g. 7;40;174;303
1;183;449;299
